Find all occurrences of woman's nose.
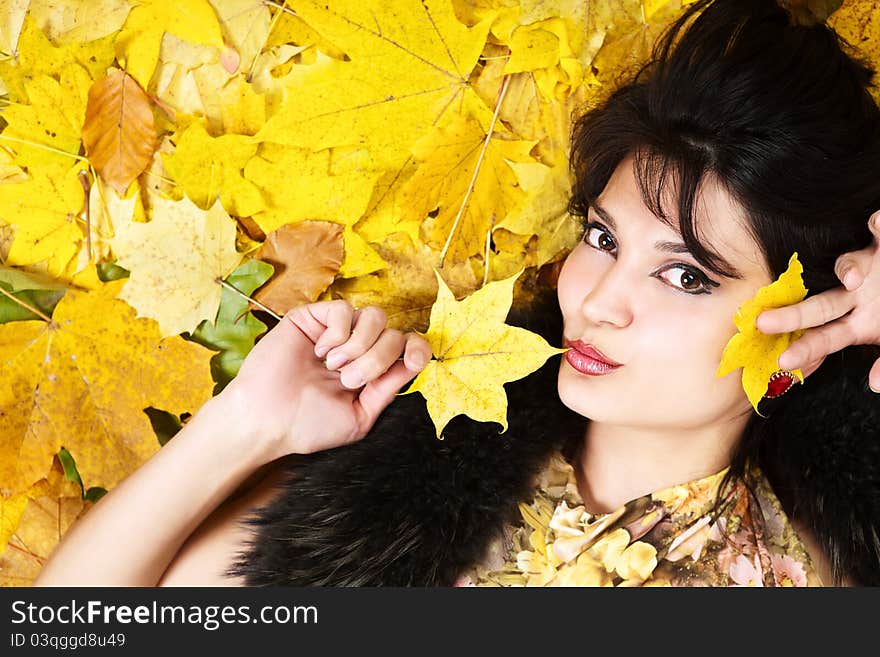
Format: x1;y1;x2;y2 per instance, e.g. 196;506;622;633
580;263;634;328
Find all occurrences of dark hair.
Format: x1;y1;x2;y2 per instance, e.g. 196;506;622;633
565;0;880;582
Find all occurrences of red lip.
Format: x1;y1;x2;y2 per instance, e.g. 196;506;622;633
564;340;622;366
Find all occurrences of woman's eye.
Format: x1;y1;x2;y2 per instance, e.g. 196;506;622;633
657;266;711;294
583;222;717;294
583;224;616;253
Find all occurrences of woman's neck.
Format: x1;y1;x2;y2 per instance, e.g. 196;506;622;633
573;418;748;515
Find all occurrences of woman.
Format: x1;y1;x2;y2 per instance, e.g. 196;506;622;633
35;0;880;587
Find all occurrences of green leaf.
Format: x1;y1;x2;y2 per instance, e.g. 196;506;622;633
84;487;107;503
0;288;65;323
187;258;274;394
0;267;68;291
96;261;131;282
0;266;67;323
57;447;85;498
144;407;184;447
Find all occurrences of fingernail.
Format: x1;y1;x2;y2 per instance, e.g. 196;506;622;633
325;352;348;369
340;365;363;388
843;269;857;289
870;382;880;394
411;352;429;369
315;344;329;358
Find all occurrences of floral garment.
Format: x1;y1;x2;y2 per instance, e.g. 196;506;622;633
456;450;821;587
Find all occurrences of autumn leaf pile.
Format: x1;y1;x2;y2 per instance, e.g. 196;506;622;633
0;0;876;585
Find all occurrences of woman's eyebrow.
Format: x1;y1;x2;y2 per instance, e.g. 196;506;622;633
590;201;744;279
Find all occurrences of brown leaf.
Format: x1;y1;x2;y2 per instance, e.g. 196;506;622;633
252;221;344;314
82;69;158;195
237;215;267;242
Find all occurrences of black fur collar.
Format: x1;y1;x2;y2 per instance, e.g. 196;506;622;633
227;290;880;586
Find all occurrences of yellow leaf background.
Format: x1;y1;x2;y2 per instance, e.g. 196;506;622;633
0;0;876;585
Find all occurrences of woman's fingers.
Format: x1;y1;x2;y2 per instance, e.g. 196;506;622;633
835;244;876;291
322;305;386;368
336;327;404;388
354;334;433;429
337;331;432;389
402;332;432;371
283;300;358;353
756;286;856;334
777;316;859;370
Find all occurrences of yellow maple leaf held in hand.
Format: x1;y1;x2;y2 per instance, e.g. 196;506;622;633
715;252;808;415
400;269;567;439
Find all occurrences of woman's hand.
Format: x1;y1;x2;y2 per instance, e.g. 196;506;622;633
218;300;433;460
756;210;880;392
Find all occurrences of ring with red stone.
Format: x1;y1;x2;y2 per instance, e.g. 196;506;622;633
763;370;798;399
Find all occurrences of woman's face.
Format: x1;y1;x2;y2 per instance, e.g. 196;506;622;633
557;154;774;430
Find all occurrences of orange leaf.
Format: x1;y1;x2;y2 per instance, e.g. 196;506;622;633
82;69;158;195
253;221;344;315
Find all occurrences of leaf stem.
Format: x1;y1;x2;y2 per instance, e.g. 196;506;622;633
439;72;511;267
0;135;90;165
0;284;53;322
251;1;296;80
78;170;92;263
264;0;298;16
482;213;495;288
215;277;281;320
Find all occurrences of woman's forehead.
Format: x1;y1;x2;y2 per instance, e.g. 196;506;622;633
599;155;768;278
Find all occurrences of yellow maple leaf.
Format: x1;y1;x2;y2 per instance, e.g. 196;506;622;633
217;75;268;136
115;0;225;90
331;231;479;332
399;268;566;439
0;15;117;103
243;144;384;277
393;113;537;264
0;456;90;586
0;273;216;498
162;120;264;217
207;0;272;78
715;253;808;415
0;0;28;62
500;159;582;268
0;488;30;555
71;180;142;272
0;62;93;173
255;0;494;171
0;165;87;280
110;195;242;337
828;0;880;105
28;0;131;45
264;3;346;59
